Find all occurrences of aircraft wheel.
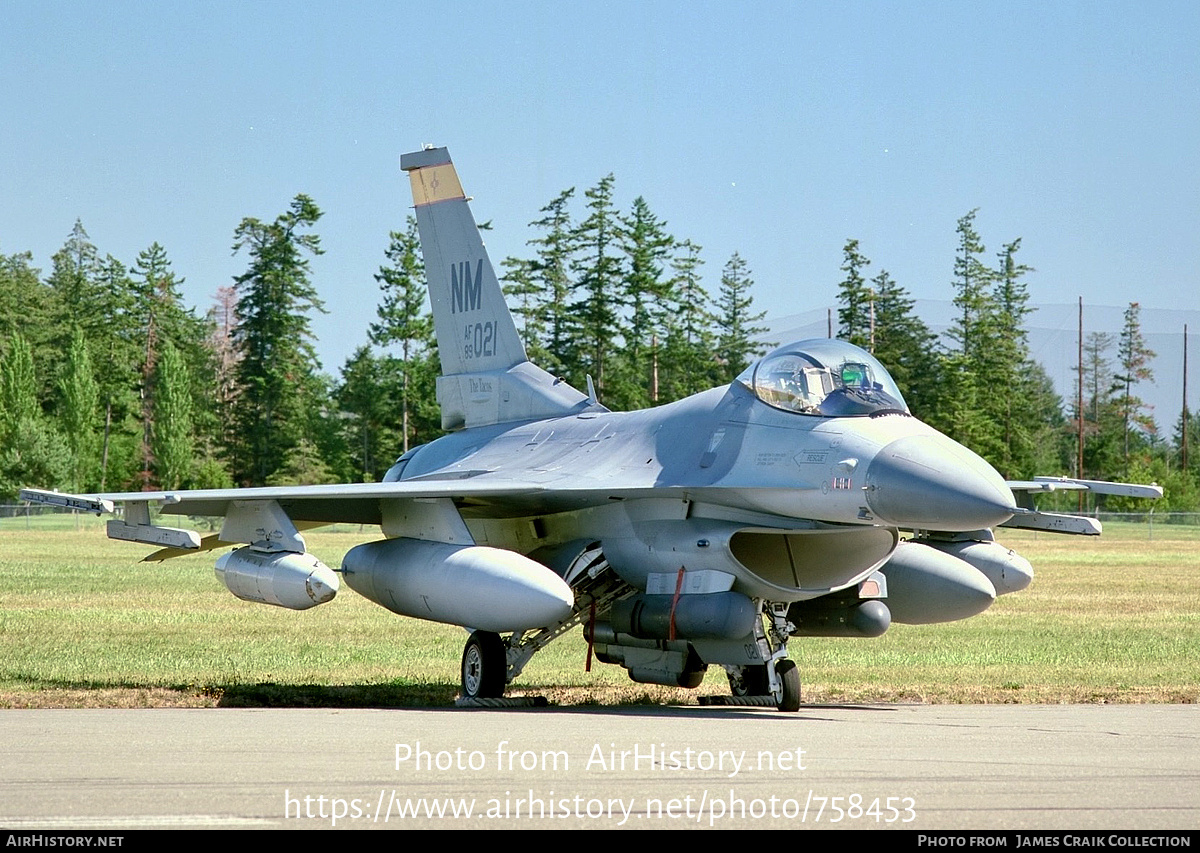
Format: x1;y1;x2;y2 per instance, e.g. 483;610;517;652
728;664;770;697
461;630;507;699
775;659;801;712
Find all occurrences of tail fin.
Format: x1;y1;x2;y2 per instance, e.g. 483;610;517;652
401;146;526;376
400;146;598;430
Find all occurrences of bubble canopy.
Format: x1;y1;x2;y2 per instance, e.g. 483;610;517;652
737;339;909;417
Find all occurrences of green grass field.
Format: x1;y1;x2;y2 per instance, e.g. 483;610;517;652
1;518;1196;707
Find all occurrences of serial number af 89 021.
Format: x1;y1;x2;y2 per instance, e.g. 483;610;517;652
463;321;498;360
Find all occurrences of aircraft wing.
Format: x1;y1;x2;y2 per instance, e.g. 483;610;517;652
20;476;730;521
1000;476;1164;535
19;479;559;561
22;480;544;523
18;477;722;561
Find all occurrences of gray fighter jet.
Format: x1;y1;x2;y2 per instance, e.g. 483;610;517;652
22;147;1161;711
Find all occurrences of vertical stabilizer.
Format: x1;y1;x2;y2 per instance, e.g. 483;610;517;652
401;147;599;430
401;146;527;375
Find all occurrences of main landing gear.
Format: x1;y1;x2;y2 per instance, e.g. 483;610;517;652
456;592;803;712
461;630;507;699
725;659;801;712
721;600;801;711
727;663;770;697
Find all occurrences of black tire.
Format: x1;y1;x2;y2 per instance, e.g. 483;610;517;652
776;659;801;712
461;630;507;699
728;664;770;697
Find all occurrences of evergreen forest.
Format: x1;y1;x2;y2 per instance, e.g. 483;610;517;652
2;183;1194;513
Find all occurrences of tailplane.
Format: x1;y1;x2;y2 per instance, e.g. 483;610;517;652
400;146;600;429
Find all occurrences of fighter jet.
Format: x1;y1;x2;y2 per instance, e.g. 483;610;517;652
22;146;1162;711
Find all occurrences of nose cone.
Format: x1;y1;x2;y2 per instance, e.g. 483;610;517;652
865;435;1016;530
936;539;1034;595
306;566;340;605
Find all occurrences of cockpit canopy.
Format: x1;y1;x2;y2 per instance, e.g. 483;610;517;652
737;339;909;417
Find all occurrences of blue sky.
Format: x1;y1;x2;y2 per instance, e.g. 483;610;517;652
3;1;1197;425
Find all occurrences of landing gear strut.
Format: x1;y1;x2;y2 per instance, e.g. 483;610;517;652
722;600;802;711
461;630;507;698
727;664;770;697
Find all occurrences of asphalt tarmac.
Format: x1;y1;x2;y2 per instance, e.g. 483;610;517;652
2;704;1196;830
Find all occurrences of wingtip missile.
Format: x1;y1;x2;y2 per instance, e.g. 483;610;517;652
19;488;114;516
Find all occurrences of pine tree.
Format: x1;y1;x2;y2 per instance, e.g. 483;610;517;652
1082;332;1116;421
45;221;101;327
948;210;997;363
44;224;102;412
1021;361;1069;476
869;269;940;416
1173;407;1198;476
1114;301;1156;468
132;243;212;487
836;239;873;349
715;253;769;383
993;239;1034;351
500;255;546;362
941;210;1003;460
0;334;70;499
523;188;577;377
990;238;1038;476
369;219;435;453
152;341;193;490
44;225;142;489
229;194;327;486
1;334;38;441
1077;331;1122;479
569;175;625;399
95;255;143;488
264;437;335;487
0;251;56;381
57;329;99;492
208;285;241;458
618;196;674;409
338;347;408;481
658;239;718;401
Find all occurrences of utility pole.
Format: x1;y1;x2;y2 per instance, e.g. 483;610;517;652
1077;297;1084;512
1184;324;1190;472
